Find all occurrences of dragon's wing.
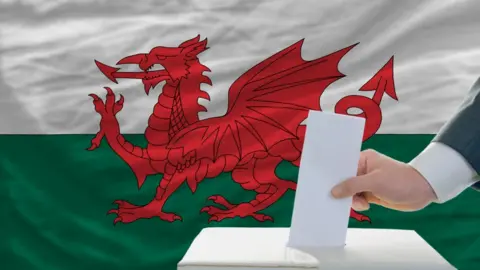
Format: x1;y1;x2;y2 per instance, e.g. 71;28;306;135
167;40;357;161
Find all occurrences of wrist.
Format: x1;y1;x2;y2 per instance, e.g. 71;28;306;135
409;142;477;203
408;164;438;203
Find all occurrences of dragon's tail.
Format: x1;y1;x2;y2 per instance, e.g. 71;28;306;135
335;56;397;141
334;95;382;142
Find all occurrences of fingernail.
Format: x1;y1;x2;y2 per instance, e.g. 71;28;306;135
331;186;343;198
352;201;369;211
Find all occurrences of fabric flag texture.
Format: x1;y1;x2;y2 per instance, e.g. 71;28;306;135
2;0;480;269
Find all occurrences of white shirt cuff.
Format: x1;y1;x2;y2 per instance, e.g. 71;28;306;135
409;142;477;203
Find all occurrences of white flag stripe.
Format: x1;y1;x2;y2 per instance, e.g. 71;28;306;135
1;0;479;134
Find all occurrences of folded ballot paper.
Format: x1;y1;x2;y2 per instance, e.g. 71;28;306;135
177;111;456;270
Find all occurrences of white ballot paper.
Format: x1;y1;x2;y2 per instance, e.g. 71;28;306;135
288;110;365;249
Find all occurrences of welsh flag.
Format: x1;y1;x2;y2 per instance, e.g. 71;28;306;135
2;1;480;269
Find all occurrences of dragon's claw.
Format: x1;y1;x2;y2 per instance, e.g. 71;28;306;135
350;209;371;223
108;199;182;224
208;215;218;223
201;201;273;222
89;93;100;100
107;209;118;215
86;129;104;151
86;142;99;151
88;88;124;116
206;195;235;209
87;88;125;151
104;86;114;96
113;217;122;225
117;94;124;106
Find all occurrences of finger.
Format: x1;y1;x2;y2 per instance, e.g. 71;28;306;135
363;192;383;205
331;172;379;198
357;149;379;175
362;193;416;212
375;201;416;212
357;151;369;176
352;194;369;211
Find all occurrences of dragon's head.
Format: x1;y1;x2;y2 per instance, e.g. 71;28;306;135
94;35;208;94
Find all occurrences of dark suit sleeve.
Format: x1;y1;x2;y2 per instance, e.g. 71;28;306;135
432;77;480;188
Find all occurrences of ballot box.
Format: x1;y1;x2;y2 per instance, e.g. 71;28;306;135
177;227;456;270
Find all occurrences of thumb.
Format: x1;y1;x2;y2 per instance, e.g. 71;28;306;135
331;173;378;198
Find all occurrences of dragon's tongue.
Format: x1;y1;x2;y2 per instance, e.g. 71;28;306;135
95;60;120;83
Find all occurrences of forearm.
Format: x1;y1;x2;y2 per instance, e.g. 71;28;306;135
433;77;480;174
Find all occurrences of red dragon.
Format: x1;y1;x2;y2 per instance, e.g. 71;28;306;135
88;35;397;224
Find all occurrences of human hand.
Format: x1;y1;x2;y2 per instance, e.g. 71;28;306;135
331;149;438;212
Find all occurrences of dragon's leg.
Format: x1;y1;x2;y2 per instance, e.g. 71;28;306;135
201;155;295;222
108;168;185;224
88;87;156;185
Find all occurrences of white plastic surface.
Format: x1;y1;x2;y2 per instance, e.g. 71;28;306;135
177;227;456;270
